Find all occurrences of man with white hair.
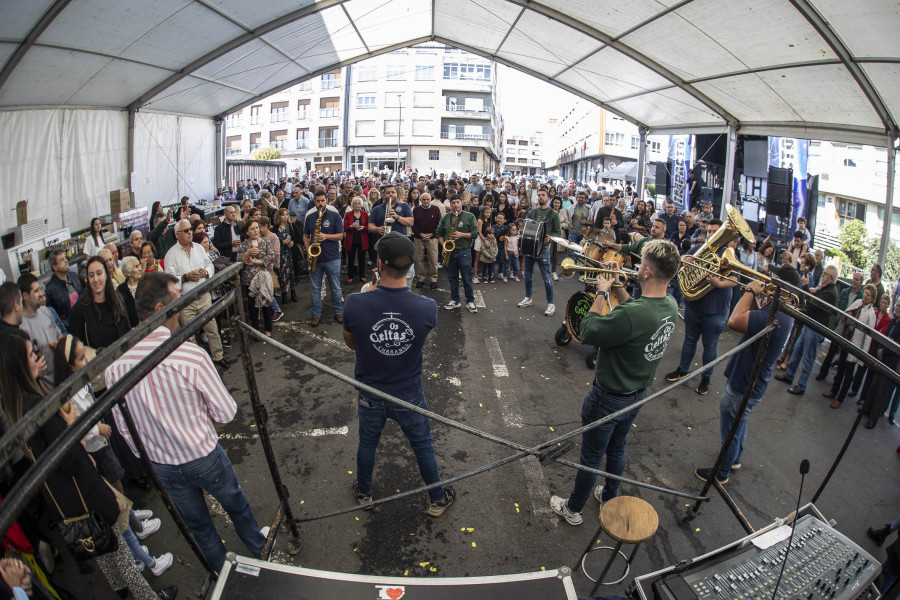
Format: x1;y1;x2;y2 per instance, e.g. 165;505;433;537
128;230;144;259
164;219;230;370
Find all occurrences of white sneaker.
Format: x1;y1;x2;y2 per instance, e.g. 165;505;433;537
502;276;508;282
593;485;606;509
466;302;478;313
150;552;173;576
444;300;462;310
472;276;480;284
260;526;270;538
514;276;520;281
133;509;153;521
549;495;583;526
544;303;556;316
135;518;161;540
518;297;533;308
552;272;559;281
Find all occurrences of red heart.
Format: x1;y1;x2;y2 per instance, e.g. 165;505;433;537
385;588;403;599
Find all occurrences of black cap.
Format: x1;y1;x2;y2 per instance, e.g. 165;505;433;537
375;233;414;269
774;263;801;287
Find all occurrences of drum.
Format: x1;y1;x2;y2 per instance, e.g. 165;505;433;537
521;219;546;258
565;290;595;344
582;238;605;264
600;247;625;268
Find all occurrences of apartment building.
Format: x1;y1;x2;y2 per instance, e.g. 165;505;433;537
503;132;544;175
549;100;666;182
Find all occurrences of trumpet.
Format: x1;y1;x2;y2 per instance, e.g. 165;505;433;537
559;258;639;287
683;248;800;306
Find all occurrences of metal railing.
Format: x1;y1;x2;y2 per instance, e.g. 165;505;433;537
441;132;489;140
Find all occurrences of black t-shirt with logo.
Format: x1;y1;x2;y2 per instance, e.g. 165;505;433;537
343;286;437;402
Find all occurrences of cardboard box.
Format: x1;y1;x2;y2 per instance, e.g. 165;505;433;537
110;189;131;213
15;201;27;226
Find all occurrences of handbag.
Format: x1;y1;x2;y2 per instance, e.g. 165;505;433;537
270;269;281;290
45;477;118;562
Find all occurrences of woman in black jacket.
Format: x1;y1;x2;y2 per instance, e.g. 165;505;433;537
115;255;142;327
69;257;131;349
0;329;174;600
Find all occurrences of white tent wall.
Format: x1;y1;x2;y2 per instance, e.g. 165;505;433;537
0;108;126;233
132;112;216;211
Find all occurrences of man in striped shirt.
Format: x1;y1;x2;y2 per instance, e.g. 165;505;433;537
107;272;265;573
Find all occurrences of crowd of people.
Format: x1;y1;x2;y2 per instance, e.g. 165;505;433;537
0;167;898;598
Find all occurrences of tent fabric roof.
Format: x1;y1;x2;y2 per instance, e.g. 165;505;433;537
1;0;898;145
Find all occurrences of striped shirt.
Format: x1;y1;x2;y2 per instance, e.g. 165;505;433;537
107;326;237;465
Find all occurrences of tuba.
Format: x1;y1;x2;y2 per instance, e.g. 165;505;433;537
307;208;325;272
442;211;460;267
677;204;756;301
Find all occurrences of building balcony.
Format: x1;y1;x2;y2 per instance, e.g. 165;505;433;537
249;116;261;125
225;148;241;156
296;111;311;121
443;105;491;119
321;79;342;90
318;138;339;148
319;109;341;119
270;140;286;150
225;118;241;129
296;140;309;149
270;113;288;123
440;132;489;140
249;143;260;151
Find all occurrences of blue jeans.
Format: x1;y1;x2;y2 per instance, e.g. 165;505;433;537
566;385;645;513
356;392;445;502
122;526;153;566
677;305;728;379
717;384;762;479
505;254;520;278
524;245;554;303
447;250;474;304
271;295;281;313
310;258;342;317
785;326;824;391
496;253;507;278
152;444;264;573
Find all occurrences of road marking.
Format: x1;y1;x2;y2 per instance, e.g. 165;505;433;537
496;390;522;428
473;290;486;308
277;321;350;351
219;426;349;441
521;456;554;516
484;337;508;377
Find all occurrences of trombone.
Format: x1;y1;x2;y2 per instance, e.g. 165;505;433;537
682;248;800;306
559;258;639;287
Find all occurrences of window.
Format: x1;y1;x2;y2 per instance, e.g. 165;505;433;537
357;66;377;81
470;151;477;162
225;112;241;128
384;120;400;136
297;80;312;91
249;132;260;151
877;207;900;227
651;141;661;153
413;92;434;107
385;93;403;108
415;65;434;80
412;120;431;136
518;140;528;146
631;136;640;150
357;94;376;109
321;70;341;90
297;99;310;120
296;128;309;149
355;120;375;137
506;139;516;145
386;66;405;81
319;97;340;118
443;62;491;81
250;105;261;125
605;132;624;146
837;198;866;223
318;127;338;148
226;135;241;156
518;158;528;164
843;158;857;168
876;160;888;177
269;130;287;149
270;101;288;123
429;150;440;161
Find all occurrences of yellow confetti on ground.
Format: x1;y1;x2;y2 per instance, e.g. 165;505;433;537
633;423;637;427
514;502;519;507
460;528;465;531
348;471;353;474
687;426;692;430
397;489;400;493
430;567;437;573
355;517;359;521
482;375;486;378
695;528;701;532
479;403;483;407
471;542;477;547
516;508;520;513
419;562;430;567
250;424;256;428
353;547;357;552
466;528;474;532
549;426;554;431
541;566;546;571
404;570;408;576
300;500;304;504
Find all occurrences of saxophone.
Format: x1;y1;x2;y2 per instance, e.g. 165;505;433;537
307;208;325;272
442;210;460;267
383;202;395;235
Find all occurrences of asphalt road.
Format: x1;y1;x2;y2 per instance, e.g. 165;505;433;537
51;268;899;599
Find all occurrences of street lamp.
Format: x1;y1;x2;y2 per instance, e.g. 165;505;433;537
397;93;402;173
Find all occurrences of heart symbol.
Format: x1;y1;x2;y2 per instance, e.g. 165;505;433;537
386;588;403;599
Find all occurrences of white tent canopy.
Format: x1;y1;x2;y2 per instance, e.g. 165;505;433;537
1;0;898;233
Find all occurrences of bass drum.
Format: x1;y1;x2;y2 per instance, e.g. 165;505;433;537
582;238;605;264
520;219;546;258
565;290;596;344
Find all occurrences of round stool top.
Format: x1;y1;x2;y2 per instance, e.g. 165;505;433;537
599;496;659;544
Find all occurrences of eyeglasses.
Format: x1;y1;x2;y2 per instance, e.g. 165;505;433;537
177;229;190;234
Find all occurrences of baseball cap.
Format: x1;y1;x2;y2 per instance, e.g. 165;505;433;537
375;233;414;269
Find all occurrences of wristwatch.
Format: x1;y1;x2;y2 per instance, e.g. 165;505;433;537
596;290;609;298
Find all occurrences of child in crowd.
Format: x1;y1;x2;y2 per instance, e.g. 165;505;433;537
796;216;811;244
492;213;509;282
473;206;492;283
699;201;714;223
480;227;498;283
505;223;521;281
600;216;615;238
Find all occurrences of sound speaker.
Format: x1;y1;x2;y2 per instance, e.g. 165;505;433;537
765;199;791;218
767;183;791;204
655;162;670;197
768;166;792;187
805;174;819;247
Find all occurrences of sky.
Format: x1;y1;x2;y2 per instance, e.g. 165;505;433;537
495;65;579;136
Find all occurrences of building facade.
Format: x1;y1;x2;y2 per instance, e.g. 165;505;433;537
502;132;544;175
346;43;502;175
549;100;666;183
222;43;503;176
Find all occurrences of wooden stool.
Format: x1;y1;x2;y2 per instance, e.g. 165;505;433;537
580;496;658;594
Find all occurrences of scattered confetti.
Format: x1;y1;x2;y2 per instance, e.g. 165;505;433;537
348;471;353;474
471;542;477;547
430;567;437;573
632;423;637;427
549;427;554;431
479;403;483;407
419;562;430;567
353;547;357;552
355;517;359;521
466;528;474;532
696;528;701;532
687;426;692;430
541;567;546;571
404;570;408;576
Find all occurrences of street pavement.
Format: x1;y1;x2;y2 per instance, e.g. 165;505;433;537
54;268;899;599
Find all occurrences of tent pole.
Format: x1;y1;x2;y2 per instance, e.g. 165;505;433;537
879;134;897;268
721;124;737;218
636;127;647;198
215;117;224;190
127;107;135;195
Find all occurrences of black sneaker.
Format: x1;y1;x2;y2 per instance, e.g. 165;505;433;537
665;368;686;382
695;467;728;485
156;586;178;600
352;480;373;510
214;358;231;370
696;377;710;395
428;487;456;517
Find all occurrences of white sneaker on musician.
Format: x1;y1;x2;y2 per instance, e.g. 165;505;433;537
552;272;559;281
466;302;478;313
444;300;462;310
545;303;556;316
518;297;533;308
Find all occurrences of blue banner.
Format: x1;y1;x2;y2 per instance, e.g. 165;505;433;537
768;137;808;234
667;135;692;208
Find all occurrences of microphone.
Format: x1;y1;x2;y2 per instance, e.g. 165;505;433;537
770;459;809;600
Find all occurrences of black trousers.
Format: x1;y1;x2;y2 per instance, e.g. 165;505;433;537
245;287;273;333
347;241;366;278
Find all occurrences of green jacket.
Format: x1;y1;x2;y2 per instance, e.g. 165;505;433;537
149;217;176;259
436;210;478;253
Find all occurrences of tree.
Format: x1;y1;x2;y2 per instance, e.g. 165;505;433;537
866;236;900;282
838;219;869;267
252;147;281;160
